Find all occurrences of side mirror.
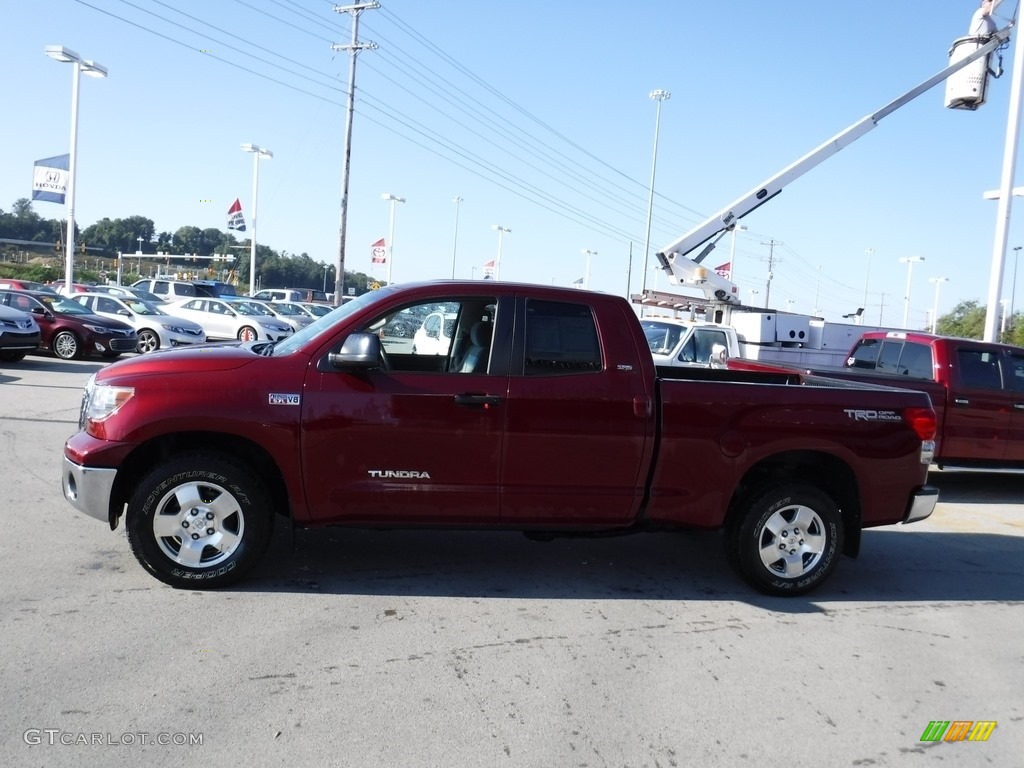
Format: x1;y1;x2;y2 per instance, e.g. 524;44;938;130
709;343;728;369
117;309;131;317
328;332;383;369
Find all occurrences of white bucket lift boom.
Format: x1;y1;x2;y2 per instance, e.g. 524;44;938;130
653;21;1013;304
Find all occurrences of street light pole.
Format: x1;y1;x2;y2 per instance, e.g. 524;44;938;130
581;249;597;289
491;225;510;280
1012;245;1022;330
641;89;670;294
322;263;330;293
862;248;874;323
242;143;272;297
451;196;463;279
381;193;405;286
45;46;107;291
899;256;925;328
928;276;949;333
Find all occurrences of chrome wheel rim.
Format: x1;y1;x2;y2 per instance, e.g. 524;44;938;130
137;331;159;353
54;333;78;359
151;479;246;568
757;504;827;579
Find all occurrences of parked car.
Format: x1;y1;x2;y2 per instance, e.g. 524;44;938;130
72;293;206;353
0;289;137;360
132;279;221;301
164;297;293;341
412;311;457;355
297;301;333;319
0;303;41;362
252;287;328;304
87;284;166;304
0;279;58;294
51;281;95;297
240;299;315;332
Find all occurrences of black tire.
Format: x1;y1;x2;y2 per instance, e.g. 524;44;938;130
52;330;82;360
126;453;274;588
238;325;257;342
137;329;160;353
727;484;843;596
0;351;27;362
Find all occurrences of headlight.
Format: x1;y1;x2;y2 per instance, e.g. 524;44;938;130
83;379;134;424
161;323;185;333
82;323;110;334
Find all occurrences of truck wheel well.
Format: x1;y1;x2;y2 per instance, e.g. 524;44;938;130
726;451;862;558
109;432;291;529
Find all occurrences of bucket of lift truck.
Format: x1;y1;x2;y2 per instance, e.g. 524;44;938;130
945;35;996;110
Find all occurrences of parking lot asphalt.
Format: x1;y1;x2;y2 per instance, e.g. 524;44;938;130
1;354;1022;767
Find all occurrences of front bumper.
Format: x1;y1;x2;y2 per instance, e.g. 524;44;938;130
62;455;117;525
903;485;939;524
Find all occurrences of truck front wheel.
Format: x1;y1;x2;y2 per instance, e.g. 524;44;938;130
728;484;843;596
126;453;274;588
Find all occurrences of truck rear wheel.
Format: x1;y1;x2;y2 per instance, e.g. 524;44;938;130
728;484;843;596
126;453;274;588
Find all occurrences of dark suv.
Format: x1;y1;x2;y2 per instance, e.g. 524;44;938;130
0;290;138;360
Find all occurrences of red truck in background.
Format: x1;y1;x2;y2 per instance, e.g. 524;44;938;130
730;330;1024;469
62;282;938;596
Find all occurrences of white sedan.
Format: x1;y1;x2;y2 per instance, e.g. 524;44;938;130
73;293;206;353
165;297;293;342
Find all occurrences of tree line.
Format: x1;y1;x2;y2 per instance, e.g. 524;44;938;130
0;198;375;295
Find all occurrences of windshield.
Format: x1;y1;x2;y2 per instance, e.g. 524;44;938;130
642;322;685;355
125;300;166;316
271;290;385;356
228;301;271;316
274;302;306;316
41;294;93;315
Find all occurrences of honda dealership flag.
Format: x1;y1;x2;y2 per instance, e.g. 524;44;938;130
31;154;70;204
714;261;732;279
227;198;246;232
371;238;386;264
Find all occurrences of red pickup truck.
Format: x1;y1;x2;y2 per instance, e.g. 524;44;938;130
732;330;1024;469
61;282;938;596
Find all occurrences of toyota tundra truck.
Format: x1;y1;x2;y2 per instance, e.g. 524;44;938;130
61;281;938;596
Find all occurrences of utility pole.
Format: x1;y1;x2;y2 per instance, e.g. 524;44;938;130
879;293;886;325
331;2;379;306
451;196;463;279
760;238;780;308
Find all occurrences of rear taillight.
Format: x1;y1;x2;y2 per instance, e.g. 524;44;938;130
905;407;937;441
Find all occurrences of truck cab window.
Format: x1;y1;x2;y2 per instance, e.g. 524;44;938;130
367;298;496;374
1004;353;1024;392
846;338;880;369
896;342;933;379
957;349;1003;390
524;300;602;375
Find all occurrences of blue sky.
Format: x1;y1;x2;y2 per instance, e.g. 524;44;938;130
2;1;1024;326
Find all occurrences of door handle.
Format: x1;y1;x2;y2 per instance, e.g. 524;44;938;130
953;398;969;407
1014;403;1024;411
454;394;501;408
